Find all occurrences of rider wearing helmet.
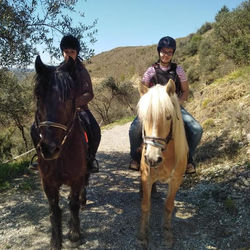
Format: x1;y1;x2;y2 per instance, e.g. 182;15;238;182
60;34;101;173
129;36;203;174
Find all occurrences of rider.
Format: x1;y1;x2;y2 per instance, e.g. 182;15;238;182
129;36;203;174
31;35;101;173
59;34;101;173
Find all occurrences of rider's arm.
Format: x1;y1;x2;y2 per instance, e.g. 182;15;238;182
176;65;189;105
179;80;189;105
75;66;94;108
141;66;155;88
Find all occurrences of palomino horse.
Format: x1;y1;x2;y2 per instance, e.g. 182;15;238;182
137;79;188;248
31;56;89;249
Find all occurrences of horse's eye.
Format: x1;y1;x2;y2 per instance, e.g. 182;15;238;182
166;115;171;120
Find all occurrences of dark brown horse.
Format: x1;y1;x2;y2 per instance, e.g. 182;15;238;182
31;56;89;249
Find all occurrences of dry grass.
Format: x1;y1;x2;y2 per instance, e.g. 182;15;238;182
186;66;250;177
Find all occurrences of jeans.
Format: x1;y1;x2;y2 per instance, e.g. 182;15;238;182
129;116;142;163
129;107;203;164
181;107;203;163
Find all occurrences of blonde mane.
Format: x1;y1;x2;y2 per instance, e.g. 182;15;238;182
138;84;188;164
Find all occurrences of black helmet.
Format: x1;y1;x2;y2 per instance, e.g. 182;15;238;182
60;35;81;53
157;36;176;53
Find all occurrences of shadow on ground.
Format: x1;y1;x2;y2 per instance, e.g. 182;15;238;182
0;151;249;249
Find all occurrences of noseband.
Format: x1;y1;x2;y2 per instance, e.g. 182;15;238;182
36;111;77;147
143;119;173;151
39;121;68;131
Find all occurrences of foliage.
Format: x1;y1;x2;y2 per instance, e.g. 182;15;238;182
213;1;250;65
0;160;29;191
186;34;202;56
0;69;34;149
197;22;213;35
0;0;97;67
90;77;138;124
0;129;14;162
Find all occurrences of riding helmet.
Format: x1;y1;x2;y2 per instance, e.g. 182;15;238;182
60;35;81;53
157;36;176;53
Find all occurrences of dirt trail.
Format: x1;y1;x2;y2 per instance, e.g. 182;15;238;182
0;122;249;250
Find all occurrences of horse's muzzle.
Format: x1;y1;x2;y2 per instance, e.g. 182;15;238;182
144;155;163;168
37;141;61;160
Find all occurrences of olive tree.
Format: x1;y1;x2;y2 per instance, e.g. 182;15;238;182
0;0;97;67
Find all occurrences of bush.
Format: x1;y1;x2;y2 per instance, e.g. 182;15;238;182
203;118;215;129
0;129;14;163
197;22;213;35
187;65;200;83
213;1;250;65
0;160;29;190
90;77;138;124
186;34;202;56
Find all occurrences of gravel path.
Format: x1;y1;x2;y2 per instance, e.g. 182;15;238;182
0;122;249;249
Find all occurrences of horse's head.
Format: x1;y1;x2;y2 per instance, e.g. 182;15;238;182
138;80;176;167
34;55;76;160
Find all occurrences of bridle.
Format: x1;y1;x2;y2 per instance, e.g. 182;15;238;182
36;110;78;147
143;119;173;151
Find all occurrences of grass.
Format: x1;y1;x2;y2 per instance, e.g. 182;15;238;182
0;160;30;191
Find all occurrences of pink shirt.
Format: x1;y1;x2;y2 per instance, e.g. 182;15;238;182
142;64;187;84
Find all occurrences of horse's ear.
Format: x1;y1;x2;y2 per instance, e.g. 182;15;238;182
35;55;48;74
138;82;149;96
166;79;176;96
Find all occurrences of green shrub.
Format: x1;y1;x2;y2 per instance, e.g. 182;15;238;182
203;118;215;129
0;160;29;190
0;129;14;163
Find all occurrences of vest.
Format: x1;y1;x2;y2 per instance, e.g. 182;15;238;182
150;62;182;97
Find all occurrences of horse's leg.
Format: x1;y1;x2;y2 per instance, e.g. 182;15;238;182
68;182;82;247
43;182;62;250
80;173;89;208
163;175;183;248
80;187;87;207
138;175;152;248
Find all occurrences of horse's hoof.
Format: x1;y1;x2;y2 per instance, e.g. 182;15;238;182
137;237;148;250
163;229;174;249
137;232;148;250
68;231;81;244
70;239;81;248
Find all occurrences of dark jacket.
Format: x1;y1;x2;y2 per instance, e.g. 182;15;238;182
74;59;94;110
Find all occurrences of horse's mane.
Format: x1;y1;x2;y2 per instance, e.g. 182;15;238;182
138;84;188;164
34;66;75;102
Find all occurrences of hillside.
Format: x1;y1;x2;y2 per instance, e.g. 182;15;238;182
86;45;157;84
85;27;250;180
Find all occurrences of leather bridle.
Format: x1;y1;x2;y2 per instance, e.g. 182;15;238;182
36;111;77;147
143;119;173;151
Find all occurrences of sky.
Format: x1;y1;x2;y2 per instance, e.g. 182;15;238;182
80;0;245;55
38;0;245;64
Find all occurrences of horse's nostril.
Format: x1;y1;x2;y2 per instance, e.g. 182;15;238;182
39;141;59;159
157;157;162;164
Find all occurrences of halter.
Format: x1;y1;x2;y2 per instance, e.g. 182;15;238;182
143;119;173;150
